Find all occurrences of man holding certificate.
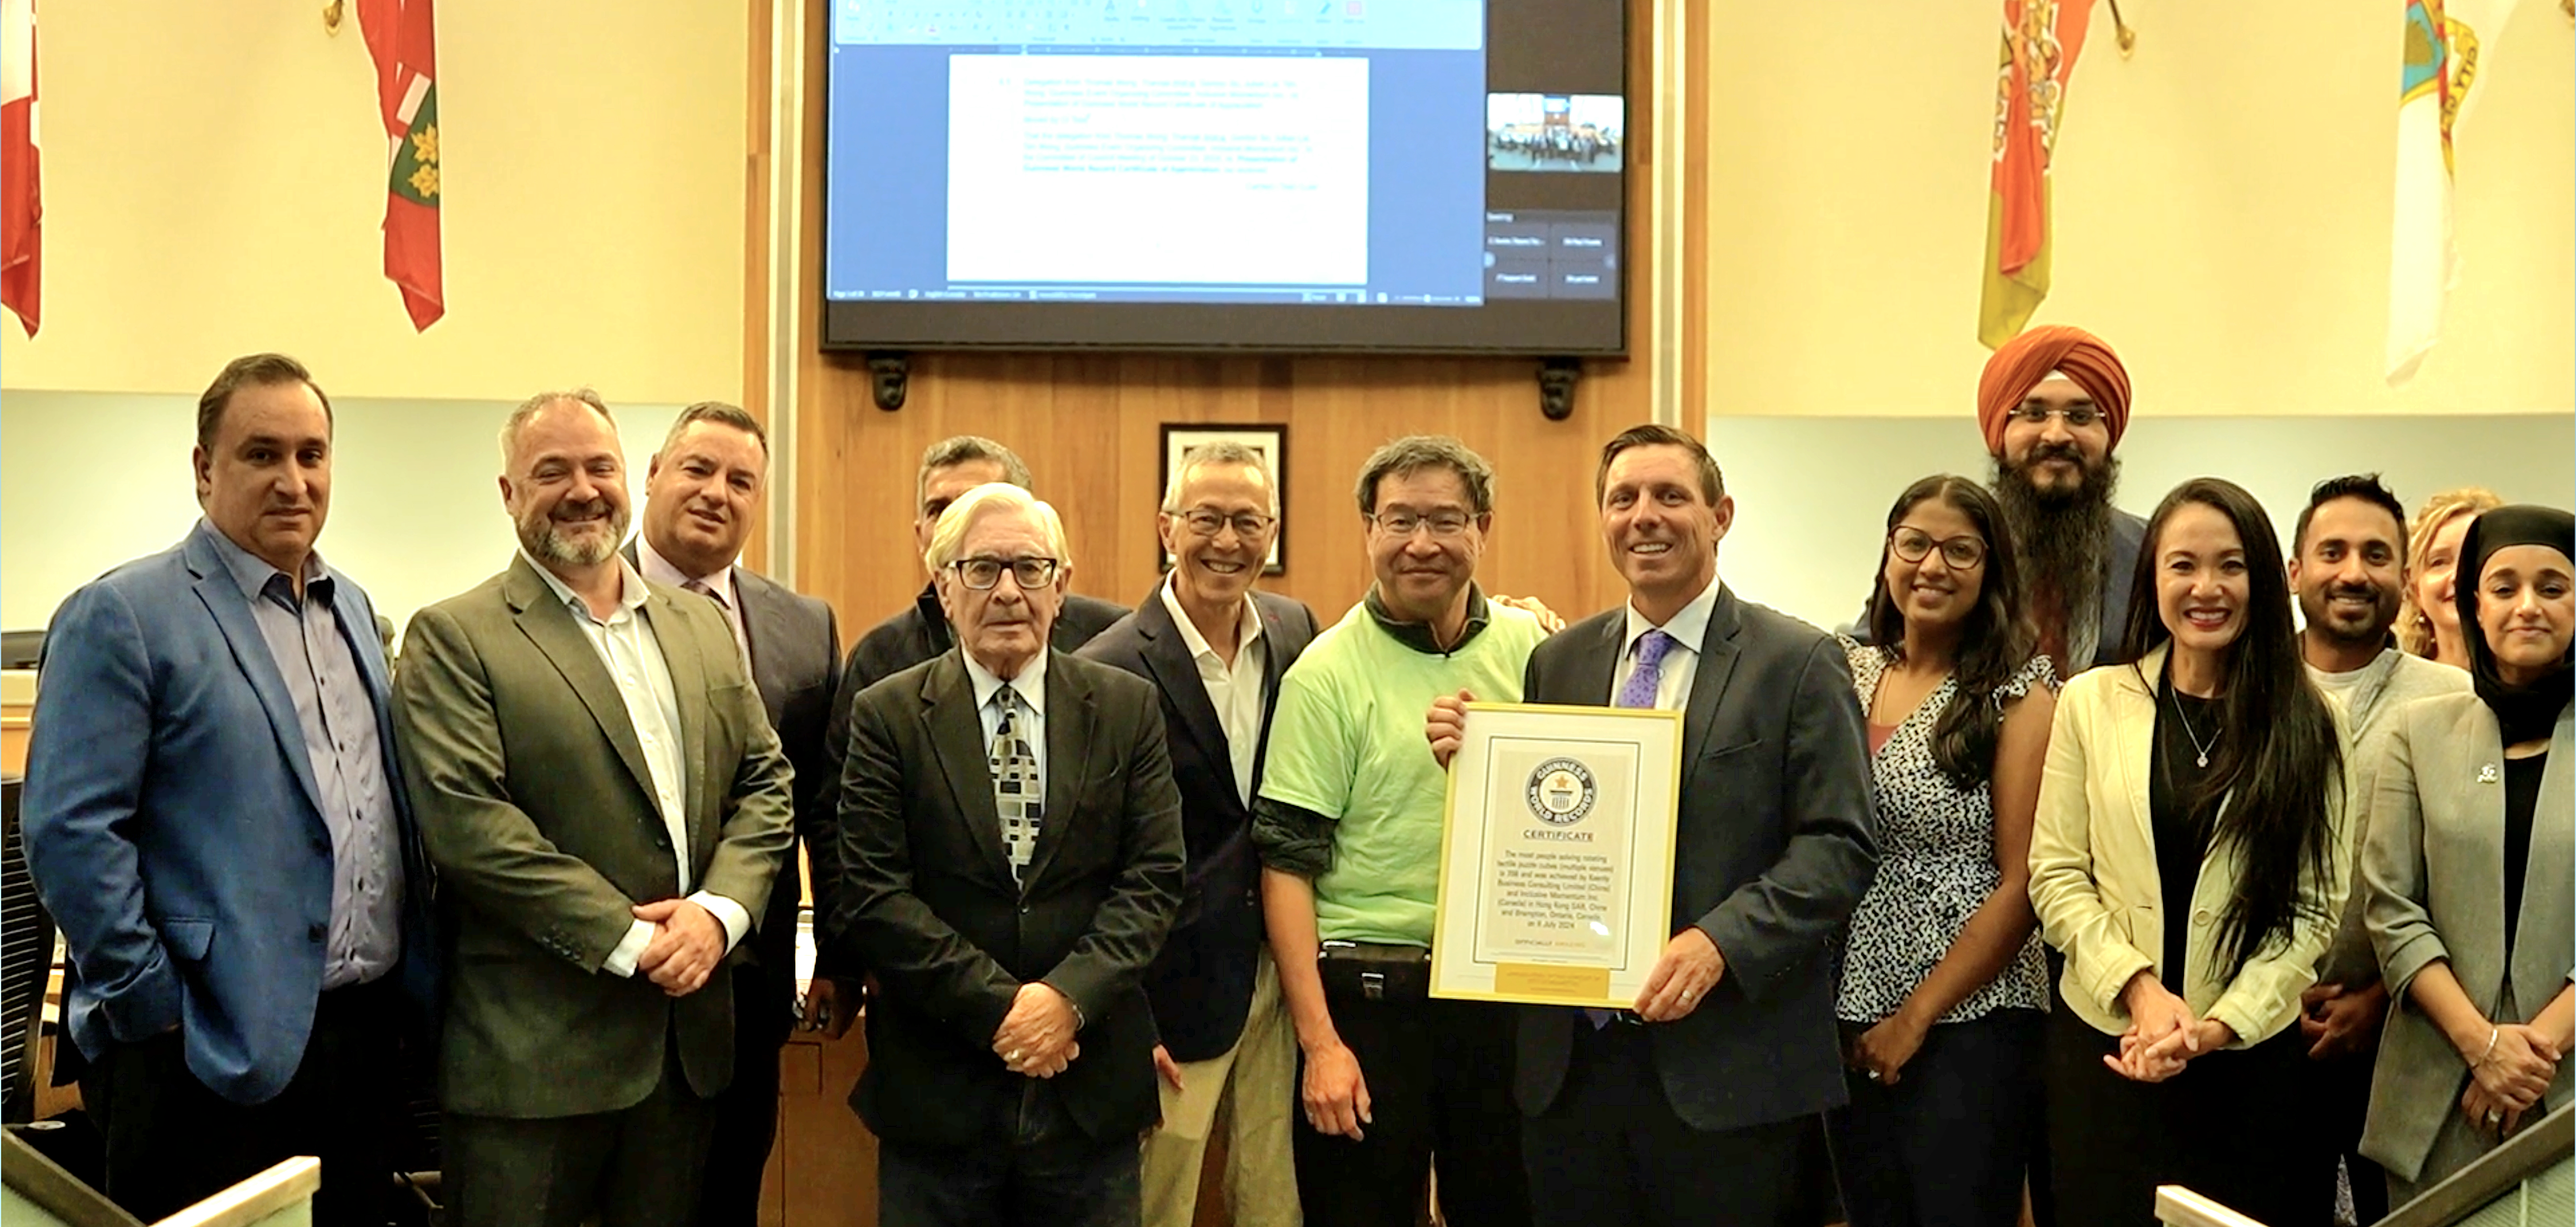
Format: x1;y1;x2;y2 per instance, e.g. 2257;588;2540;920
1432;424;1877;1227
1254;436;1552;1227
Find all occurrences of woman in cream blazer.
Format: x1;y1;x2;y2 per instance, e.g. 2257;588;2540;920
2029;480;2352;1227
2360;505;2576;1203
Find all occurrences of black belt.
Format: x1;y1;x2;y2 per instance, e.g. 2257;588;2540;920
1316;941;1431;1003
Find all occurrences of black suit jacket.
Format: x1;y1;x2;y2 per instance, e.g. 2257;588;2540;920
1077;586;1318;1061
830;649;1185;1147
731;569;842;979
1517;585;1878;1133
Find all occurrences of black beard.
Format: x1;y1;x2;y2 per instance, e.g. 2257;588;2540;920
1995;453;2120;634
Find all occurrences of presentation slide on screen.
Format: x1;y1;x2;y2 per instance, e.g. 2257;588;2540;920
945;54;1371;288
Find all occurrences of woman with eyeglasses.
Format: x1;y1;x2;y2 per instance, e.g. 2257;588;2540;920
1826;476;2056;1227
2029;478;2351;1227
2360;505;2575;1202
2399;486;2504;670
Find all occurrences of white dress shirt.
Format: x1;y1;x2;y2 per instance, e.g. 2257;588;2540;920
964;646;1049;799
523;551;752;975
637;535;753;669
1159;578;1270;807
1614;576;1723;711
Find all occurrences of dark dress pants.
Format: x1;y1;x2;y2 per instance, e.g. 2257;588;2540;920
444;1044;718;1227
2296;1032;2389;1226
875;1079;1142;1227
2044;1003;2326;1227
1520;1018;1826;1227
1291;992;1529;1227
1824;1009;2043;1227
82;978;407;1227
692;955;795;1227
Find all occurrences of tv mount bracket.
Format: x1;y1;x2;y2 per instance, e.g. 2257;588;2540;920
1536;356;1581;421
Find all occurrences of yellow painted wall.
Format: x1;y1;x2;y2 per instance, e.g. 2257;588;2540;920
0;2;749;404
1701;0;2573;417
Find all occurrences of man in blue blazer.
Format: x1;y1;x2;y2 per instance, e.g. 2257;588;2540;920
22;354;436;1227
1078;442;1317;1227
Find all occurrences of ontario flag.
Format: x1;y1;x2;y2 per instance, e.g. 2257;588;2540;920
1977;0;2096;350
2;0;39;337
360;0;442;331
2385;0;2517;385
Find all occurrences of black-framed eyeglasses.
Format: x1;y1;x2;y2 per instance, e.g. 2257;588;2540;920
2008;404;2102;429
949;557;1060;591
1172;508;1275;539
1889;528;1987;569
1367;511;1474;539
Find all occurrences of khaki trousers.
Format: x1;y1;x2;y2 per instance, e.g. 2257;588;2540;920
1142;950;1303;1227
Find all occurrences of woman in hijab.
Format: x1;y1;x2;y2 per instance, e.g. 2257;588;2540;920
2361;504;2576;1203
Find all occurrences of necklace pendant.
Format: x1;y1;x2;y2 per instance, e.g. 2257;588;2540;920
2196;752;2209;768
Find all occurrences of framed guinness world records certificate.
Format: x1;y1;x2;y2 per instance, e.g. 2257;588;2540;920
1428;701;1684;1009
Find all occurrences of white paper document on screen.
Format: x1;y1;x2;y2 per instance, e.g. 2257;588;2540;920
946;55;1370;288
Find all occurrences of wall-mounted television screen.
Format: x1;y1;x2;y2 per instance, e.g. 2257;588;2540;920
819;0;1627;355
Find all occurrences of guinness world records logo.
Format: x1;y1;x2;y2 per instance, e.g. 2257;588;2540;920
1524;757;1597;826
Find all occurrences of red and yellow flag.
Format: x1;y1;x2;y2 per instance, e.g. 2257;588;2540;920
1978;0;2096;349
359;0;442;331
2;0;40;337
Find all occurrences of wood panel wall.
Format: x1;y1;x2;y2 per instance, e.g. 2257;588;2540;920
761;2;1681;1225
783;0;1673;634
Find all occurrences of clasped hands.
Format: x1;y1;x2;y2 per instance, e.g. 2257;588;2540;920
2459;1022;2559;1137
632;898;724;997
2109;973;2233;1083
991;981;1081;1079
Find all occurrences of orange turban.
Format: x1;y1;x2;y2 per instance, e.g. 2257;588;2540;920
1976;324;2132;455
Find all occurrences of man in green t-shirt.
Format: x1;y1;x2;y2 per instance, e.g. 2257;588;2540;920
1252;436;1549;1227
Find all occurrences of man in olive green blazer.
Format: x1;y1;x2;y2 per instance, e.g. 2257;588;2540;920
394;391;796;1227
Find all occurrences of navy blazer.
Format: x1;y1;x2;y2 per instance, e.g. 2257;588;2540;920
21;527;436;1105
1516;585;1877;1133
1078;585;1318;1061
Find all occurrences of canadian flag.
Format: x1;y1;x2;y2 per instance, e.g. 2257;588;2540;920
1;0;38;336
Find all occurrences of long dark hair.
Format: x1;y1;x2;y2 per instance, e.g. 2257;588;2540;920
2117;477;2344;980
1865;476;2036;789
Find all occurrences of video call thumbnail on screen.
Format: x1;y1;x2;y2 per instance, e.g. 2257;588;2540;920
821;0;1630;354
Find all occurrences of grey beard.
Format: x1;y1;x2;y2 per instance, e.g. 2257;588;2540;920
1995;455;2119;666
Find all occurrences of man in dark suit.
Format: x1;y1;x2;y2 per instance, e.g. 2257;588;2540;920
817;435;1128;1000
832;481;1184;1227
1433;424;1877;1227
22;353;436;1227
394;390;796;1227
629;401;844;1227
1078;441;1316;1227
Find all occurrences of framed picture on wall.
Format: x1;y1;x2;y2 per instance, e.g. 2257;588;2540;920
1159;423;1287;575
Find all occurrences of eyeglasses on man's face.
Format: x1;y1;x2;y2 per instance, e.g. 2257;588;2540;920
1888;528;1987;570
1171;508;1275;539
1367;511;1474;539
2008;403;2103;430
949;556;1060;591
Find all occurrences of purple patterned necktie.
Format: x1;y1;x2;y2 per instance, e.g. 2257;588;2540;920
1590;628;1677;1028
1616;629;1676;710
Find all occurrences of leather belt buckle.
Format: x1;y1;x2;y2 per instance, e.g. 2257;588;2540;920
1360;970;1386;1000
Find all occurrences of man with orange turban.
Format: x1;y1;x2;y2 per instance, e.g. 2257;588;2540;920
1979;324;2145;681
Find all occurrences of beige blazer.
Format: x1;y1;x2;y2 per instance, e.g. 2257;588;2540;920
2029;645;2354;1048
2359;697;2575;1182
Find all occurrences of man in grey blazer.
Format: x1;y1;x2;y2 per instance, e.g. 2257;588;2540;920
628;401;845;1227
2286;474;2469;1224
1433;424;1877;1227
394;390;796;1227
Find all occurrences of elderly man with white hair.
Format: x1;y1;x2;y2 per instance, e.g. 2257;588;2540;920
828;481;1186;1227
